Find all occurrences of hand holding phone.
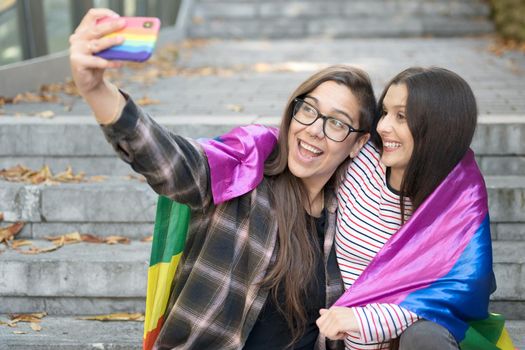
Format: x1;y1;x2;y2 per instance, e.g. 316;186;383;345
95;16;161;62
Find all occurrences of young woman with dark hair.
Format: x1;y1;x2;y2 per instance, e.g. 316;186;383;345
69;8;377;349
375;67;477;223
316;67;488;350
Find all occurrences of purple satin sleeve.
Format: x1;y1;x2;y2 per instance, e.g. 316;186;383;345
199;124;279;205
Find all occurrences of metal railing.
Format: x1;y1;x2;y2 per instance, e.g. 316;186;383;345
1;0;181;65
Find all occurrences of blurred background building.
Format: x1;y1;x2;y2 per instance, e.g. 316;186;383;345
1;0;523;66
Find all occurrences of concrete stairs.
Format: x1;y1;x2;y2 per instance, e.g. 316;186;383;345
188;0;494;39
1;28;525;350
0;116;524;348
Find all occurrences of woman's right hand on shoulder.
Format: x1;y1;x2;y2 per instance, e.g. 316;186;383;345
69;8;125;98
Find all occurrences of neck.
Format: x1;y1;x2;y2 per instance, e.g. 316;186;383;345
388;167;404;191
305;187;324;217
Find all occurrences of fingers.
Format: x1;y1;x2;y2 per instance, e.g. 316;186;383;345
316;307;357;340
89;34;125;54
70;53;113;70
70;32;124;62
75;8;120;33
70;17;125;46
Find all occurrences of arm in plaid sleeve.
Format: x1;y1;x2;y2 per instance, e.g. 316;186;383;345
101;92;212;210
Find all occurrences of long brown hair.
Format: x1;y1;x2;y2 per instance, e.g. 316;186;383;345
261;65;376;345
374;67;478;223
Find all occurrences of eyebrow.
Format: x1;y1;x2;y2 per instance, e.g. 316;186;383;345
382;103;406;109
304;95;354;123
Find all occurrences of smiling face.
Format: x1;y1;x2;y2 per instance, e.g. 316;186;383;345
377;83;414;189
287;80;367;192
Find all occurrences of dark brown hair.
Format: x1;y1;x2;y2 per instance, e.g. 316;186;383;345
261;65;376;345
374;67;478;223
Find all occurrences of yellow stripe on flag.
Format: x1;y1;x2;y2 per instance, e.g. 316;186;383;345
143;253;182;337
495;327;515;350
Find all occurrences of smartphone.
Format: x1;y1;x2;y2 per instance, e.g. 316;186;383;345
95;16;161;62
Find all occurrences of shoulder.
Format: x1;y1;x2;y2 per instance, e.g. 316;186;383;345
352;141;381;168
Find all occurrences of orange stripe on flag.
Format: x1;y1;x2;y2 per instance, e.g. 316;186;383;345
143;316;164;350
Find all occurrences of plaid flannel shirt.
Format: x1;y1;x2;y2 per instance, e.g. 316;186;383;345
101;95;345;350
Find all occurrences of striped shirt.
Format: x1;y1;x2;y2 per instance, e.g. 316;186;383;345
336;142;418;350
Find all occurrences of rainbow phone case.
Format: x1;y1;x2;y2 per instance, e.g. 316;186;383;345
95;17;161;62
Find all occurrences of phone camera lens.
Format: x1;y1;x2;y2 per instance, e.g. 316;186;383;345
143;21;153;28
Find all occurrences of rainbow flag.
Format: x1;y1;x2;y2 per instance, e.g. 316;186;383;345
142;125;278;349
333;149;515;349
143;196;190;350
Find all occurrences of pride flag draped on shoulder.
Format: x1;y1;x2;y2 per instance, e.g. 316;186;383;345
333;149;515;350
142;124;515;350
143;125;278;350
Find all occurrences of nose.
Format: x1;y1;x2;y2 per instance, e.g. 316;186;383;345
377;114;392;135
306;117;325;139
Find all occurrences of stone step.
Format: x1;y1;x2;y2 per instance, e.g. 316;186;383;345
0;177;157;240
188;17;494;40
0;116;524;176
0;241;149;302
1;175;525;241
0;317;523;350
188;1;494;39
0;316;142;350
0;241;523;314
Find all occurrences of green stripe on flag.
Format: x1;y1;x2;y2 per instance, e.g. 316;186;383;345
460;313;507;350
149;196;190;266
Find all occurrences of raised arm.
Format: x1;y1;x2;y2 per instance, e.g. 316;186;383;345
69;8;126;125
69;9;211;210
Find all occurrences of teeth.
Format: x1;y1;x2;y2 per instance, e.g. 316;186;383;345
300;141;322;154
384;142;401;148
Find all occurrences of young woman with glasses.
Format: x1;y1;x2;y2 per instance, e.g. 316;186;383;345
69;8;376;349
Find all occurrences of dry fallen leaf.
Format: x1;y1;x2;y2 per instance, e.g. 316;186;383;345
225;104;244;113
9;312;46;324
0;222;24;244
192;16;205;25
141;235;153;242
0;165;86;184
78;233;105;244
487;38;525;57
30;322;42;331
51;166;85;183
89;175;107;182
44;232;130;245
36;110;55;119
136;96;161;106
77;313;144;322
45;232;83;245
15;241;63;255
11;239;33;248
104;236;131;245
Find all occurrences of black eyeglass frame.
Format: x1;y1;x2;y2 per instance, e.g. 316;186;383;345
292;98;366;142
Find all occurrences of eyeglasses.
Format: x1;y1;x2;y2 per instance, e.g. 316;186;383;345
292;98;365;142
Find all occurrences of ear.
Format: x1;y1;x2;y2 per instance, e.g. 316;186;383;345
349;133;370;158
